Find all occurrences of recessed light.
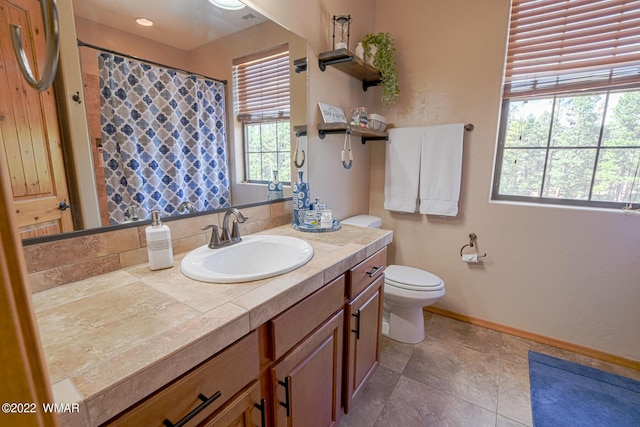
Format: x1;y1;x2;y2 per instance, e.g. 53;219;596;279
135;17;154;27
208;0;246;11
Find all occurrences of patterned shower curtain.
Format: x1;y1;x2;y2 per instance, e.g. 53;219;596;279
99;52;231;224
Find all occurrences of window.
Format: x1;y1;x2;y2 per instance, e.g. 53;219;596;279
493;0;640;209
233;45;291;184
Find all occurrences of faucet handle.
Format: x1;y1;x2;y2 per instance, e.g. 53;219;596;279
201;224;222;248
230;220;242;241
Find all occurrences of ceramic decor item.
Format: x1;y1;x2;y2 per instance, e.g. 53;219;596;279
293;171;311;225
267;170;284;200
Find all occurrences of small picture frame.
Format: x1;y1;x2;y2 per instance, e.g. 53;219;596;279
318;102;347;123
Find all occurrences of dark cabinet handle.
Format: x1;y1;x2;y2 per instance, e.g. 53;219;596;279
254;398;267;427
279;376;291;417
163;391;221;427
366;265;383;278
352;310;361;340
58;201;71;211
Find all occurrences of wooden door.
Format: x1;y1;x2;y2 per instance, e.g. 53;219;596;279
272;310;343;427
0;0;74;239
344;275;384;413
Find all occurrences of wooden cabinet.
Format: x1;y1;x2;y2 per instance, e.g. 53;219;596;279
103;331;262;427
101;245;389;427
271;310;344;427
200;380;266;427
343;248;387;413
270;275;346;427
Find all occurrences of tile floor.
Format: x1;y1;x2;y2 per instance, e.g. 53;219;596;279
340;312;640;427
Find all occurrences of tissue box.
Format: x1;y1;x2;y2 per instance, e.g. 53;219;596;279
368;113;387;131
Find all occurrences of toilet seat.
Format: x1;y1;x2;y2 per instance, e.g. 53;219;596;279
385;265;444;292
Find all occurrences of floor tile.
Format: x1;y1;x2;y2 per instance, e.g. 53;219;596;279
402;335;501;411
497;357;532;426
340;365;401;427
497;414;529;427
379;335;415;374
374;376;496;427
426;314;503;356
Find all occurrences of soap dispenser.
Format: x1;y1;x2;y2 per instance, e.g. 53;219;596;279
146;210;173;270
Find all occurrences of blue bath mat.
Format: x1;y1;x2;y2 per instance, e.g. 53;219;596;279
528;351;640;427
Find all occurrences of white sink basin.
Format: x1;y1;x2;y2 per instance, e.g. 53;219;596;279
180;235;314;283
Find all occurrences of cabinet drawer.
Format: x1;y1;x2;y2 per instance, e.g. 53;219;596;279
105;331;259;427
347;247;387;299
270;275;345;361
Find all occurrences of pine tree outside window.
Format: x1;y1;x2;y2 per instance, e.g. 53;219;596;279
493;0;640;209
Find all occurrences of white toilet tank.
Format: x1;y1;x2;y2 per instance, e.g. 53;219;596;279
341;215;382;228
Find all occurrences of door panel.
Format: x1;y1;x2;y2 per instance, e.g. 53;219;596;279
0;0;74;238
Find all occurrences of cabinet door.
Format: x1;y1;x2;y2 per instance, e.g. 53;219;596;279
272;310;344;427
199;380;266;427
344;275;384;413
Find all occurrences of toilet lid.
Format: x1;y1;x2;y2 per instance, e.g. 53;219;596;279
385;265;444;291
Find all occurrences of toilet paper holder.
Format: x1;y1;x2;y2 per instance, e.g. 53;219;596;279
459;233;487;258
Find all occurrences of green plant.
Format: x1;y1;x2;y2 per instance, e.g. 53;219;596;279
362;32;400;106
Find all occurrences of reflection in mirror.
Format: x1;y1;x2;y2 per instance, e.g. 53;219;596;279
23;0;307;242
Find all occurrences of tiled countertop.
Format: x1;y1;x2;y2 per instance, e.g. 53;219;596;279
32;224;392;426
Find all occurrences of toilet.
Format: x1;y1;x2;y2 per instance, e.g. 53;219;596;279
341;215;445;344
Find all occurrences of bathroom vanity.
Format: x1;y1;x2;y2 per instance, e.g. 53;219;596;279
32;224;392;426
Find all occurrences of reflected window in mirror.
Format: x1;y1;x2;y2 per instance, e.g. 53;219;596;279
233;45;291;185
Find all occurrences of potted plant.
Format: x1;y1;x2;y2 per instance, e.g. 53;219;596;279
362;32;400;106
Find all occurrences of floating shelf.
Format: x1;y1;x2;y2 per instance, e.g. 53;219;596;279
318;48;381;91
293;124;307;137
317;123;388;144
294;57;307;74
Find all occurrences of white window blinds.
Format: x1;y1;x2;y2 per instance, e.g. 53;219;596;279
233;44;290;121
504;0;640;99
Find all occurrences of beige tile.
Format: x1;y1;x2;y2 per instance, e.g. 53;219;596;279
374;376;496;427
233;270;325;329
426;313;504;356
497;414;529;427
118;247;148;269
340;366;401;427
28;255;122;292
36;281;200;383
379;335;415;374
23;228;139;272
80;307;250;425
32;270;138;313
172;233;207;255
403;335;501;411
270;199;293;217
126;256;263;313
497;357;532;426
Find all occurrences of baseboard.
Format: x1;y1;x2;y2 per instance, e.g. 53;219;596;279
424;307;640;371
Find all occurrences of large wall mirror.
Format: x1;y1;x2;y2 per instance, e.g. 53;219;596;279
16;0;307;243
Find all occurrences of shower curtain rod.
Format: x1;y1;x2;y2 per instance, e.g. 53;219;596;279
77;39;228;85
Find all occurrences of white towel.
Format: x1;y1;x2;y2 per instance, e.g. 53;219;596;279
419;123;464;216
384;128;422;213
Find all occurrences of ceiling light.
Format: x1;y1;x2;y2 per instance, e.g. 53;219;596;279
208;0;246;10
135;17;154;27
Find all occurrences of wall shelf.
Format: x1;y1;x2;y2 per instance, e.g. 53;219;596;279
318;49;381;91
317;123;388;144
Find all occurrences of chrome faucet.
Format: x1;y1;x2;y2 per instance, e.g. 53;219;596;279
201;208;248;249
177;201;195;214
221;208;248;244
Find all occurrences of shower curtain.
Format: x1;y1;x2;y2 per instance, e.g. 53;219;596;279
99;52;231;224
